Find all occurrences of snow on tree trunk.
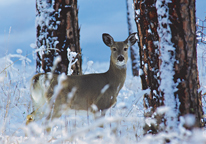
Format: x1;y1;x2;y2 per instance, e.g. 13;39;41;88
134;0;204;133
36;0;82;75
156;0;178;131
168;0;203;127
134;0;163;112
65;0;82;75
126;0;140;76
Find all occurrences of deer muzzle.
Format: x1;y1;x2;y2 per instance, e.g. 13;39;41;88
117;55;124;62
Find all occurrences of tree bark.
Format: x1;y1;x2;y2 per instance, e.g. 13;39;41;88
36;0;82;75
126;0;139;76
133;0;204;133
134;0;163;112
172;0;203;127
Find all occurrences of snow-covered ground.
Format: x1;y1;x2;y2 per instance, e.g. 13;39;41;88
0;52;145;143
0;42;206;143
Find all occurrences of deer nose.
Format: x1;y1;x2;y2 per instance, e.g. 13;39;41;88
117;55;124;62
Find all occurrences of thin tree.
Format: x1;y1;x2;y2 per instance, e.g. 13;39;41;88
36;0;82;75
133;0;204;133
126;0;139;76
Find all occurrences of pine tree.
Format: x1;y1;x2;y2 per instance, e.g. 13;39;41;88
36;0;82;75
133;0;204;133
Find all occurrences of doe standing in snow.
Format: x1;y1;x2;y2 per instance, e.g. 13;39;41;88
26;33;137;129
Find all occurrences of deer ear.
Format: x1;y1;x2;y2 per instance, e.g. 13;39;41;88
125;33;137;46
102;33;114;47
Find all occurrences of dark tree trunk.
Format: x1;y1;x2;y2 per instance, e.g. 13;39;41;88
134;0;163;112
64;0;82;75
36;0;82;75
171;0;203;127
133;0;204;133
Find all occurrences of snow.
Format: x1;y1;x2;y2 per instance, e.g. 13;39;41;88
35;0;61;72
116;102;126;109
101;84;110;94
16;49;22;54
91;104;98;112
1;1;206;143
67;48;78;75
127;0;137;33
0;50;147;143
139;68;143;76
30;43;37;49
148;29;152;33
51;73;67;103
67;87;77;99
156;0;179;131
135;33;139;42
184;114;196;127
87;60;94;68
53;55;62;67
143;44;146;50
136;9;140;15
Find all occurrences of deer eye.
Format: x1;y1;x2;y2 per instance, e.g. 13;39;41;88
124;48;128;51
112;48;117;51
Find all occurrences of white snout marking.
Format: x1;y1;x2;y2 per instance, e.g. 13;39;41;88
116;60;126;66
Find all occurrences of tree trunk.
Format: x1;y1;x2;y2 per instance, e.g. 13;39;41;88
171;0;203;128
133;0;204;133
36;0;82;75
126;0;140;76
134;0;163;112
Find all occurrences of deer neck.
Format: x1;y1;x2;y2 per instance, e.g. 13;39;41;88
106;60;127;86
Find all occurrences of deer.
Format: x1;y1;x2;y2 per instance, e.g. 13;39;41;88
26;33;137;131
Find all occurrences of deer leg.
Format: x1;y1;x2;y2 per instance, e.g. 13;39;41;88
45;103;63;133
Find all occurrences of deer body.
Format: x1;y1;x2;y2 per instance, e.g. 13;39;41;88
27;33;137;126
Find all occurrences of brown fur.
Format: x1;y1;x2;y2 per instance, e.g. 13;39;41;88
26;33;137;129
